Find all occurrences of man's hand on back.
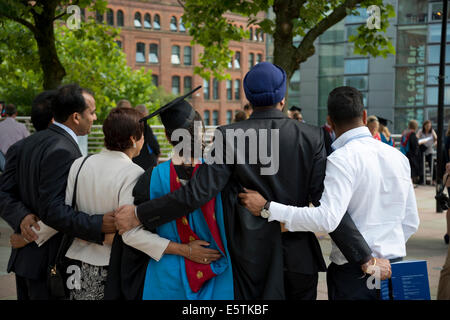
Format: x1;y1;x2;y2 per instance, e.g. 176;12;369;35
115;205;140;235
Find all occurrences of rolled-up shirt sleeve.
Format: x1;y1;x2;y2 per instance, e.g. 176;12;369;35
268;156;354;233
122;226;170;261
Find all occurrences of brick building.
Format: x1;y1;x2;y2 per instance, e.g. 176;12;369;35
86;0;266;125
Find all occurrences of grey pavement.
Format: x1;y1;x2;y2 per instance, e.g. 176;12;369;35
0;185;448;300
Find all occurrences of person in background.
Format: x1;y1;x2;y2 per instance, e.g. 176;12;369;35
322;118;336;156
367;115;381;141
239;86;417;300
437;162;450;299
417;120;437;185
243;103;253;118
290;110;303;122
117;99;133;109
233;110;247;123
378;117;395;147
288;106;302;120
133;104;161;169
401;120;421;187
0;104;30;155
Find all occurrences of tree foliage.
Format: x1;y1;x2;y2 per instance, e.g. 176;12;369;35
180;0;395;81
0;20;173;121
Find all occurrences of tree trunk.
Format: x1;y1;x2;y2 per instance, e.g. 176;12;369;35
32;4;66;89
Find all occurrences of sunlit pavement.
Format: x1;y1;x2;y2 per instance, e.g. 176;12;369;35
0;185;448;300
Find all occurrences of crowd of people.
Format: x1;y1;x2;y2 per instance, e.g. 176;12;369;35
2;61;447;301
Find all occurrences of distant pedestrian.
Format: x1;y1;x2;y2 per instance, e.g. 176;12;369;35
233;110;247;123
0;104;29;155
117;99;133;109
401;120;421;186
417;120;437;185
243;103;252;118
378;117;395;147
367;116;381;141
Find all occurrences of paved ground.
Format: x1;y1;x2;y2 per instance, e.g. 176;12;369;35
0;185;448;300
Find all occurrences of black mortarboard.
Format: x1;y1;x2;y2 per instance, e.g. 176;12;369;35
377;116;392;126
140;86;201;130
289;105;302;113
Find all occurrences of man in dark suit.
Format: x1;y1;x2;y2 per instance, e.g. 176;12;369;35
0;85;115;299
115;63;379;299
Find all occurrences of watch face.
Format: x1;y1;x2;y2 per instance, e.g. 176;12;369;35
261;209;270;219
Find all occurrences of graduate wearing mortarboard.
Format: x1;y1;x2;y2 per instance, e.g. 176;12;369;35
104;87;234;300
377;116;395;147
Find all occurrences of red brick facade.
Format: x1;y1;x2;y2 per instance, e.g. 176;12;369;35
86;0;266;125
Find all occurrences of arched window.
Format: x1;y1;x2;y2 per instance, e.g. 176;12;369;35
259;30;264;42
249;28;253;40
144;13;151;29
134;12;142;28
153;14;161;30
149;44;159;63
170;16;178;31
117;10;124;27
172;76;180;94
234;51;241;69
183;46;192;65
96;10;103;23
136;42;145;63
184;76;192;94
204;111;210;125
203;79;210;100
107;8;114;26
171;45;181;64
179;17;186;32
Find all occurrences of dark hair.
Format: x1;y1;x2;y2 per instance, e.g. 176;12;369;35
422;120;432;133
234;110;247;122
291;110;303;122
243;104;252;111
52;84;92;123
327;86;364;125
117;99;132;109
103;108;144;152
5;104;17;116
165;111;205;159
31;90;56;131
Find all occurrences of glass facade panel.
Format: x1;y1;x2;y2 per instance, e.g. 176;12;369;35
426;86;450;105
427;66;450;85
319;44;344;76
398;0;428;24
344;76;368;91
319;76;343;107
320;20;345;43
428;44;450;64
344;59;368;74
429;23;450;42
289;70;301;94
395;67;426;106
394;108;424;133
396;27;427;65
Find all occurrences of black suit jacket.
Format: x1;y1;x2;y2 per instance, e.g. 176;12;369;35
135;109;372;298
0;124;104;280
132;123;160;170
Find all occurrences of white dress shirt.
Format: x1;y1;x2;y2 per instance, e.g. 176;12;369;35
53;121;79;146
269;126;420;265
34;149;170;266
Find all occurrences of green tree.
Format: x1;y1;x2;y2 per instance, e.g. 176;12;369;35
180;0;395;84
0;0;107;89
0;20;173;120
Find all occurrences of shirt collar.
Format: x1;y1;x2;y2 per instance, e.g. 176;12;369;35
100;148;133;162
53;121;79;146
331;126;372;151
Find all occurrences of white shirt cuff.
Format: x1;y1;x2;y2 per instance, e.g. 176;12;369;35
267;201;289;224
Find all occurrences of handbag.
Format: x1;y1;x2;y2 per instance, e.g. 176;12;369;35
47;154;92;298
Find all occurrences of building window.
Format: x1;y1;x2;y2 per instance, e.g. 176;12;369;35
226;110;232;124
153;14;161;30
344;58;368;74
144;13;151;29
134;12;142;28
96;10;103;23
234;79;240;100
149;44;159;64
203;79;210;100
180;18;186;32
427;66;450;85
171;45;181;64
184;46;192;65
249;28;253;41
344;75;368;91
172;76;180;94
429;23;450;43
256;54;262;65
136;42;145;63
253;29;258;41
290;70;301;94
107;9;114;26
115;40;122;49
226;80;232;100
212;111;219;125
117;10;124;27
345;7;368;24
213;78;219;100
184;76;192;94
258;30;264;42
170;16;178;32
430;1;450;22
152;75;159;87
234;51;241;69
249;53;254;70
204;111;210;125
398;0;427;24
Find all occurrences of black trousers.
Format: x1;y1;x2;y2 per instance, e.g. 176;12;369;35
284;271;318;300
15;274;50;300
327;263;379;300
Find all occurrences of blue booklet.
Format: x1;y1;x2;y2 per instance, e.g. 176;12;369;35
381;260;430;300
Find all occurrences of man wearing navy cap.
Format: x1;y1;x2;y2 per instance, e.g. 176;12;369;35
116;62;376;300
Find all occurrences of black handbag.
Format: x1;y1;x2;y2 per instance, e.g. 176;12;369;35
47;154;92;298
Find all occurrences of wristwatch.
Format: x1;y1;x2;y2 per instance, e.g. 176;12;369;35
260;201;271;219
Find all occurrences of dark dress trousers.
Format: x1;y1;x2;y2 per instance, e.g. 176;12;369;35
133;108;372;300
132;123;161;170
0;124;104;297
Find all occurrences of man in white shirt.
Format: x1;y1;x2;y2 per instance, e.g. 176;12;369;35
239;86;420;300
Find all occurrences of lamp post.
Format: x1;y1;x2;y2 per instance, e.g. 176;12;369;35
436;0;448;213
